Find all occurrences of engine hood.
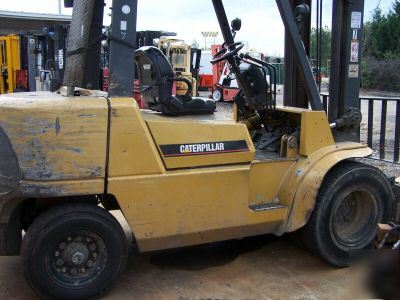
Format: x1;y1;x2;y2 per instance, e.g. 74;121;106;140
0;92;109;183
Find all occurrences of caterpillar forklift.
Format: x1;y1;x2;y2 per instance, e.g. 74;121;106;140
0;0;395;299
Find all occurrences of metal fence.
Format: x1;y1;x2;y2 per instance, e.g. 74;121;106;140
321;94;400;163
269;63;285;85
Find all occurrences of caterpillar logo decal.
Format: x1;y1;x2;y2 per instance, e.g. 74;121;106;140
160;140;250;157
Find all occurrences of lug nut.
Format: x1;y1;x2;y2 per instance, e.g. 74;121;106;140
59;243;66;250
61;267;67;273
80;268;86;273
55;251;60;257
89;244;96;251
67;236;72;242
92;253;97;259
86;237;91;243
70;268;78;276
56;259;64;267
87;260;94;267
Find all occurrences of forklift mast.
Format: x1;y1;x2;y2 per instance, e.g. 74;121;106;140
63;0;137;97
283;0;365;141
329;0;365;141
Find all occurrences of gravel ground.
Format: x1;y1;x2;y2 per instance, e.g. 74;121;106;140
358;158;400;180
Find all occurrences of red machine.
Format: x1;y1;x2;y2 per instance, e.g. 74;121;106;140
198;44;239;102
102;67;145;108
198;45;267;102
15;70;29;91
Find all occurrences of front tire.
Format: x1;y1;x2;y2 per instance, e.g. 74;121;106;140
22;203;128;300
212;88;223;102
301;161;393;267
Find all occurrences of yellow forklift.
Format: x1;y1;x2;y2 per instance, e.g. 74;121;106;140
0;34;20;94
158;37;199;96
0;0;395;299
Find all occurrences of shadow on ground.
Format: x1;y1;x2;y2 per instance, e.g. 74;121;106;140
149;235;279;271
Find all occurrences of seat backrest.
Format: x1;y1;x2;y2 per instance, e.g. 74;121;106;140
135;47;174;110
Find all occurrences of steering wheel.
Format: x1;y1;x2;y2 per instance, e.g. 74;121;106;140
210;42;245;64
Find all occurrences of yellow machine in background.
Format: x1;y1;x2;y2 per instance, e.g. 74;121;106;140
158;37;198;96
0;35;20;94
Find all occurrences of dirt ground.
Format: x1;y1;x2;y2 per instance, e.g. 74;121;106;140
0;217;362;300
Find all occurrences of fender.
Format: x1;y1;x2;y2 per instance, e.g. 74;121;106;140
0;126;23;255
277;143;372;234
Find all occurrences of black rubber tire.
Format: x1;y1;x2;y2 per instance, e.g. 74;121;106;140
300;161;393;267
212;88;223;102
21;203;128;300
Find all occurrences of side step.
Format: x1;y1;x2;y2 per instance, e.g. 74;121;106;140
249;202;287;212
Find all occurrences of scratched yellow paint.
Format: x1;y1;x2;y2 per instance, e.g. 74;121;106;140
0;91;372;252
0;92;108;185
282;144;372;233
108;98;164;177
106;102;371;251
108;165;288;251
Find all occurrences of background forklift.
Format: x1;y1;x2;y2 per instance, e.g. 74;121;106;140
0;34;20;94
0;0;397;299
102;30;202;104
0;26;68;94
158;36;201;97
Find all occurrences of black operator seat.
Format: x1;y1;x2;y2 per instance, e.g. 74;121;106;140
135;47;216;116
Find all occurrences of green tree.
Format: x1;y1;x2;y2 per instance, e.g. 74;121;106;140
362;0;400;91
310;26;331;70
364;0;400;59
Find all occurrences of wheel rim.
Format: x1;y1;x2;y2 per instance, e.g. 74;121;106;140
331;188;379;250
48;230;109;287
212;89;222;101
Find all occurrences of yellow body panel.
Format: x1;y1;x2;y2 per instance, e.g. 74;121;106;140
146;114;255;169
0;92;108;196
19;179;105;197
108;166;287;251
299;110;335;156
108;98;164;176
249;160;296;206
283;145;372;232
